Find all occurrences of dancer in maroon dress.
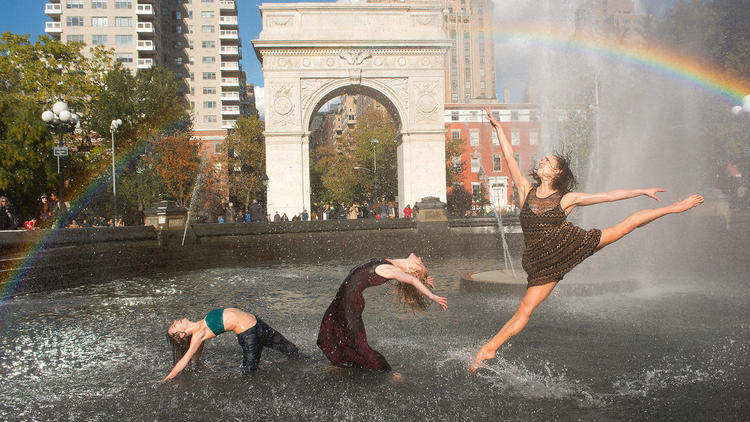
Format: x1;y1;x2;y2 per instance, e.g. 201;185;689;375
317;254;448;371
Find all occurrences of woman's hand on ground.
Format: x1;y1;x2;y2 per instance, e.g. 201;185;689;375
431;294;448;310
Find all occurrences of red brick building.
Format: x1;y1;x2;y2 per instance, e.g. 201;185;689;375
445;103;541;211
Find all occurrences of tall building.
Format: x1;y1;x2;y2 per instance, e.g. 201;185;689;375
575;0;643;42
367;0;497;104
43;0;250;157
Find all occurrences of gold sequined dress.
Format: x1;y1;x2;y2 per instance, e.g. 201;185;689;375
520;187;602;287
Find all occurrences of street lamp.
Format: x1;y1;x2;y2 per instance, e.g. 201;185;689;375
370;138;379;173
41;100;79;206
110;119;123;224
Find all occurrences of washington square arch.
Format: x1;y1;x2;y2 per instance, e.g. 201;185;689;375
252;2;452;216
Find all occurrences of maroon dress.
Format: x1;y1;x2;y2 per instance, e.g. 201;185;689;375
317;258;393;371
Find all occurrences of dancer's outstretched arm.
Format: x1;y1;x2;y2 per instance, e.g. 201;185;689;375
485;107;531;206
376;265;448;310
160;333;208;381
561;188;664;214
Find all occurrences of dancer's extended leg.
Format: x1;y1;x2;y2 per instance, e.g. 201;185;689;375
596;194;703;250
470;281;557;372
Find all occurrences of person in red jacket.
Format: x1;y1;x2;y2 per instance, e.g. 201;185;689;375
403;204;413;218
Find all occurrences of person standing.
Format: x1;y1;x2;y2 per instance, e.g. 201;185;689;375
249;199;264;222
0;196;19;230
403;204;413;219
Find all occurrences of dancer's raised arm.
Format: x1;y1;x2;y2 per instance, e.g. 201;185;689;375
560;188;664;214
485;107;531;205
376;264;448;310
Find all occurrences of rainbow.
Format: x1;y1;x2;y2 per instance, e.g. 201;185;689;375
490;25;750;104
0;117;191;314
3;27;749;311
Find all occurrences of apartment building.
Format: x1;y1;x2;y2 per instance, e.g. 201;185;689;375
575;0;643;42
445;103;540;209
44;0;251;157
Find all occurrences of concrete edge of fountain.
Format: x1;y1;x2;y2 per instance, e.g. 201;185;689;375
460;269;640;296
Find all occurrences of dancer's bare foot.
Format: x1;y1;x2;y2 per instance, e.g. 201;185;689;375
391;371;404;382
671;195;704;213
470;346;496;373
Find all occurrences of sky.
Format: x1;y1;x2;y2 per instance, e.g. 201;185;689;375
1;0;681;113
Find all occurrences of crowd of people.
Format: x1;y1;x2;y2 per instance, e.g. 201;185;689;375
0;192;127;231
210;199;417;224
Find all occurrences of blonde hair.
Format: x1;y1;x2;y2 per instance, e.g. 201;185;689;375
390;271;431;315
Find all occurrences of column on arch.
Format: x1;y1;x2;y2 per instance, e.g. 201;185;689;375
397;130;447;212
265;133;310;218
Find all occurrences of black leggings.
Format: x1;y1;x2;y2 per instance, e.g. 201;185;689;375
236;317;302;370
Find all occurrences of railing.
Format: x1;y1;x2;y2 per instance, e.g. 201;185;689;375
219;30;238;39
45;3;62;14
136;4;153;15
221;77;239;86
221;92;240;100
221;105;240;114
220;61;239;70
45;22;62;32
220;45;239;54
221;120;236;129
219;1;235;10
136;40;154;51
137;58;154;68
136;22;153;32
219;16;238;25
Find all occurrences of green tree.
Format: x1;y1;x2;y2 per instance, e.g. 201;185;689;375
445;132;466;186
224;115;266;212
148;132;201;207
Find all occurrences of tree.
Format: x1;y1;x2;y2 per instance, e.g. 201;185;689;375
447;183;472;216
148;133;200;207
224;115;266;212
445;132;466;186
0;32;111;219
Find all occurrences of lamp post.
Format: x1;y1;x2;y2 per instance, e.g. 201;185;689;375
370;138;379;173
110;119;122;224
261;173;269;220
477;167;488;214
41;100;79;206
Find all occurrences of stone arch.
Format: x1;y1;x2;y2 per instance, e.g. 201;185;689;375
253;2;451;217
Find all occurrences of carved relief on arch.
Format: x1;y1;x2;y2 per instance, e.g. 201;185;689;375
370;78;409;111
300;78;335;110
269;83;295;129
414;81;440;123
339;50;372;66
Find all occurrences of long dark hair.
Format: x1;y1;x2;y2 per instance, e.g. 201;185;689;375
528;152;577;194
167;333;191;365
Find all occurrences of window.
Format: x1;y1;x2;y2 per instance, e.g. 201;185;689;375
66;0;83;8
189;40;194;49
471;158;480;173
451;68;457;77
511;111;519;121
203;72;216;80
202;0;214;2
201;25;215;33
472;183;481;197
463;31;470;39
451;54;457;64
203;101;217;108
189;56;194;64
204;115;218;123
491;130;498;145
190;72;195;81
175;12;182;19
114;0;132;8
189;11;193;19
451;80;457;89
201;11;215;18
114;17;132;27
479;56;485;64
202;56;215;64
115;35;132;45
451;130;461;140
450;30;456;39
480;82;486;90
190;87;195;95
465;81;471;90
470;129;479;146
189;25;194;34
214;142;223;154
91;0;106;8
175;57;183;65
479;42;484;52
202;40;215;48
530;130;539;145
91;35;107;45
66;16;84;26
176;26;182;34
451;111;459;121
452;94;458;103
511;129;520;146
91;16;108;27
480;69;485;78
116;53;133;63
493;154;502;171
203;87;217;94
464;56;470;65
66;34;84;43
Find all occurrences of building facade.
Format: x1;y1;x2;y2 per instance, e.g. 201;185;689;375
44;0;252;158
445;103;540;211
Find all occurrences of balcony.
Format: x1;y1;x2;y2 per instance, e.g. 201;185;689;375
219;1;236;11
221;77;239;87
222;120;236;129
45;3;62;15
221;105;240;115
136;40;155;52
44;21;62;33
219;16;238;26
137;58;154;69
219;30;239;40
136;4;154;16
220;61;239;71
221;92;240;101
136;22;154;33
220;45;239;55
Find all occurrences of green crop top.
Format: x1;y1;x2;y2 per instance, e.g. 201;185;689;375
205;308;225;335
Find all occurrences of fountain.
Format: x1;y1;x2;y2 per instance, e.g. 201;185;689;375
0;1;748;420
